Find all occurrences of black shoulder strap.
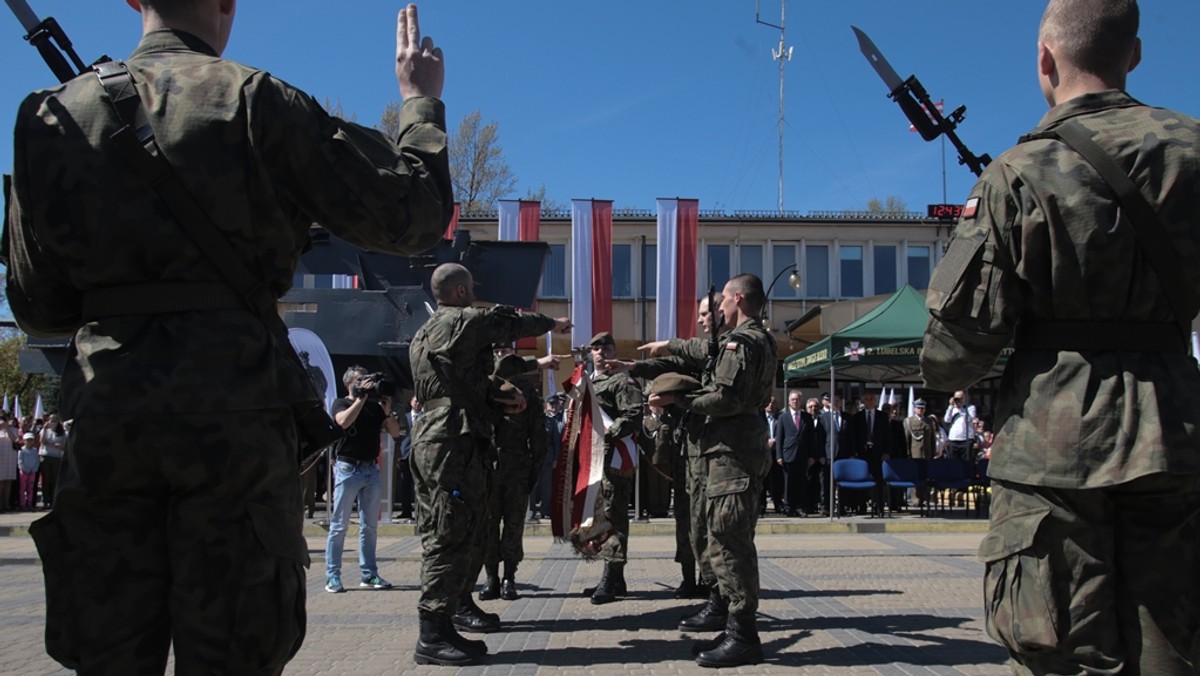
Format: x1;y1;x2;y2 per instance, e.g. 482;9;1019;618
1024;120;1195;340
93;61;277;324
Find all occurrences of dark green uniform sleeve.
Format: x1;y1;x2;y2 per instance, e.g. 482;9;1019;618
922;172;1024;390
629;356;694;380
525;386;546;484
249;79;452;256
6;94;83;337
606;376;645;442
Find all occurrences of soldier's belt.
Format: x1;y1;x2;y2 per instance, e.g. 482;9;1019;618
1015;320;1186;353
81;282;244;320
423;397;453;411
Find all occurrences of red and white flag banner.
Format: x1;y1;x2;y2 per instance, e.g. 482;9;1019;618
444;203;461;240
655;198;700;341
570;199;614;347
499;200;543;348
551;363;614;558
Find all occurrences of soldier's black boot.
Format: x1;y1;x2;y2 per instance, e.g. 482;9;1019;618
590;562;624;605
500;561;519;601
674;564;700;599
679;585;728;632
442;615;489;658
479;563;501;601
452;593;501;633
414;610;478;666
695;612;764;668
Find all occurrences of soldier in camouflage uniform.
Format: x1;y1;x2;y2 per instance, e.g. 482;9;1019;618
583;331;646;604
5;3;450;674
478;346;546;602
408;263;569;665
610;296;725;610
614;277;777;667
921;2;1200;674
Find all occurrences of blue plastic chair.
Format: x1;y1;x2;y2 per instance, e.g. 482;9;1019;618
882;458;927;517
970;458;991;518
926;458;973;515
832;458;876;518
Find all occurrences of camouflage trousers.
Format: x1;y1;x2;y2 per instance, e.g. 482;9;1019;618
705;452;763;616
484;457;532;567
411;435;487;615
982;475;1200;675
598;461;633;563
29;410;308;676
672;451;695;569
687;452;715;585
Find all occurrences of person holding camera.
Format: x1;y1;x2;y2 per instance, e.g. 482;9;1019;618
943;390;976;463
324;366;403;594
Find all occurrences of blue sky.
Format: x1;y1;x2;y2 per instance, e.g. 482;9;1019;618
2;0;1198;215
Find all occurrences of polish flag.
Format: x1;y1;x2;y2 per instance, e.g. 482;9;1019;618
570;199;614;348
498;200;543;349
444;203;460;240
655;198;700;341
599;407;638;476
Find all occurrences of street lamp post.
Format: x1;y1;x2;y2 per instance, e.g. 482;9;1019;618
764;263;802;330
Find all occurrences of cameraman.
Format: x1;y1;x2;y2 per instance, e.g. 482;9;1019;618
324;366;402;593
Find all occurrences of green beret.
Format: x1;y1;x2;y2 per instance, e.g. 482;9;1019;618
649;373;701;397
588;331;615;347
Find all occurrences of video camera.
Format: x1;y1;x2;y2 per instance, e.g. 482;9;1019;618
350;371;395;401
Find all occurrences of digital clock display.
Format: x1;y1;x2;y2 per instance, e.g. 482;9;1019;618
927;203;964;220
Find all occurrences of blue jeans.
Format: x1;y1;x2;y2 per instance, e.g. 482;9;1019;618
324;460;382;580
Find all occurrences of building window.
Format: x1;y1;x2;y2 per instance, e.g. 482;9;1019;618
706;244;730;294
840;245;864;298
874;245;897;295
612;243;632;298
642;243;657;299
908;245;932;290
805;245;830;298
739;244;763;283
541;243;567;298
771;244;799;298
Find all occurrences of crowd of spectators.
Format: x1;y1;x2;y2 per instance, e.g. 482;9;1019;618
0;409;66;512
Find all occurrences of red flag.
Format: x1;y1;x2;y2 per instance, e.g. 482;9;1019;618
551;363;614;558
908;100;944;132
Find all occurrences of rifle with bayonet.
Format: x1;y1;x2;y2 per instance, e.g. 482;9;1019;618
6;0;105;84
852;25;991;177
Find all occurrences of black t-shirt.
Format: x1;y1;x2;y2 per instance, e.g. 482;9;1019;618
331;397;386;462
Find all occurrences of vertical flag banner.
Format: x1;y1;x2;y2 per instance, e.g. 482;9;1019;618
499;200;543;348
570;199;614;347
12;397;21;422
444;203;461;241
33;394;44;421
655;198;700;341
907;386;916;418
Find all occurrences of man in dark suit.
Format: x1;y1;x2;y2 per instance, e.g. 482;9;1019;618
816;393;848;515
849;392;891;515
761;396;784;514
774;390;811;516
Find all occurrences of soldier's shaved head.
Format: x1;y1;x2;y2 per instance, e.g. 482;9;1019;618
1040;0;1139;78
430;263;473;304
726;274;766;315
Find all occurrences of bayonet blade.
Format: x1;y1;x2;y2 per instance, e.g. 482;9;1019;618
852;25;904;94
5;0;42;34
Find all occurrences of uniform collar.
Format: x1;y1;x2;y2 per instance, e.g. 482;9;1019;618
1032;89;1143;133
130;29;220;59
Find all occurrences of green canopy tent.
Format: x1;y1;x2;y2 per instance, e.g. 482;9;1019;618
783;284;930;384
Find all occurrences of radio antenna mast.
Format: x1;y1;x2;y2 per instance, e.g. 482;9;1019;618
756;0;792;213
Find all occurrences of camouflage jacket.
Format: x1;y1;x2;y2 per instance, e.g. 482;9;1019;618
4;29;452;417
493;375;546;475
410;305;556;443
630;347;713;458
591;370;644;448
922;90;1200;488
667;318;777;473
